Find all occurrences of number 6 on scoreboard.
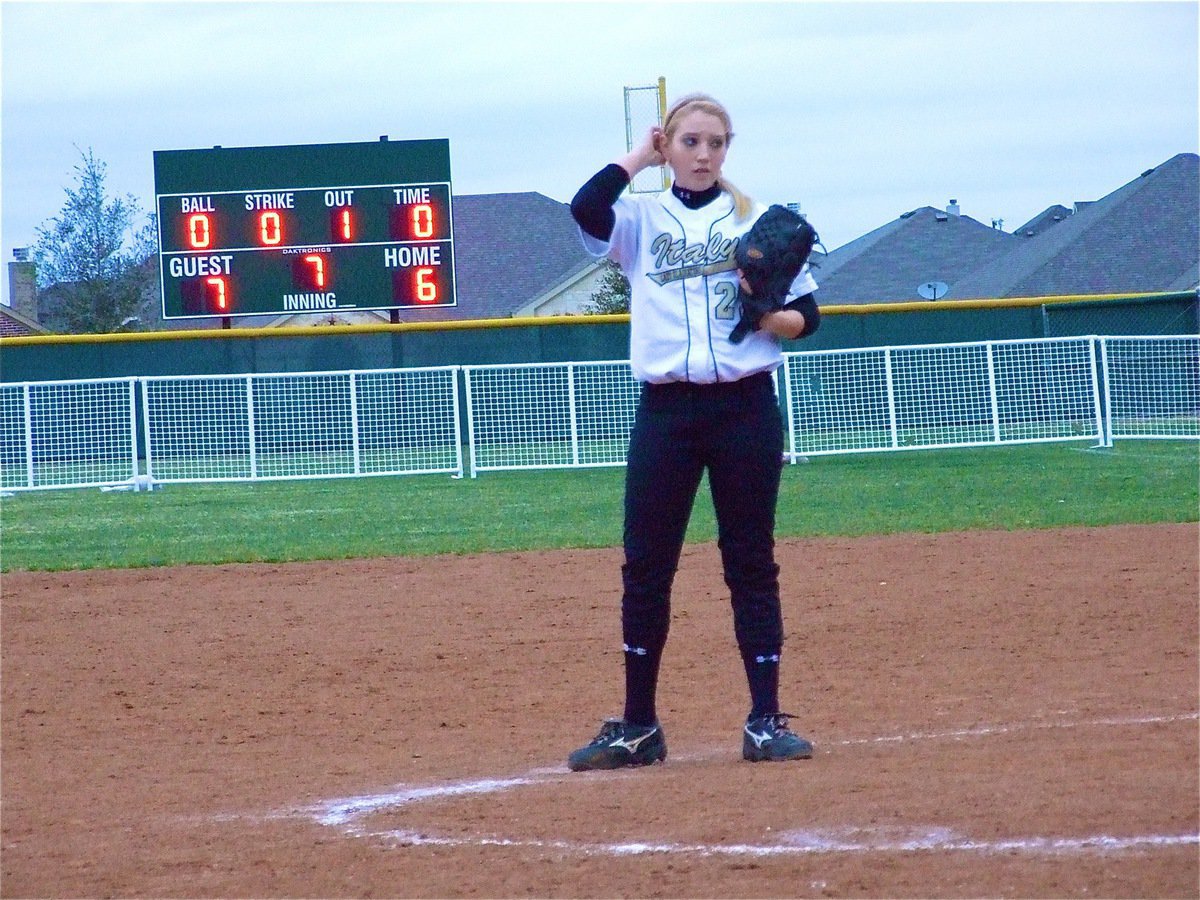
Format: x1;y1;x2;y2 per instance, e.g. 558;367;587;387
392;266;440;306
415;267;437;303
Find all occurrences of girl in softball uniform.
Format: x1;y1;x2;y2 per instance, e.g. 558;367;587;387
566;93;821;770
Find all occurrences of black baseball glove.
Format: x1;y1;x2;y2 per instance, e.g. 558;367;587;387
729;205;819;344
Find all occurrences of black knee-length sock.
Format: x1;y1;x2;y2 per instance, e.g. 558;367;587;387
622;641;665;727
742;649;781;718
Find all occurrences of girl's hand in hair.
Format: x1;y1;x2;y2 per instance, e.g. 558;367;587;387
618;126;666;178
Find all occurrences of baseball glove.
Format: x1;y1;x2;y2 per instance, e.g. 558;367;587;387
729;205;819;344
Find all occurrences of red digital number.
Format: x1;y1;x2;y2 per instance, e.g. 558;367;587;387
259;211;283;245
291;253;330;290
187;214;212;249
411;203;434;239
389;201;442;241
394;267;440;306
181;275;232;314
330;208;354;243
205;276;229;312
415;267;437;303
303;254;326;289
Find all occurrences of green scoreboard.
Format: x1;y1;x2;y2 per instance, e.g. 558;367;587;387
154;139;456;319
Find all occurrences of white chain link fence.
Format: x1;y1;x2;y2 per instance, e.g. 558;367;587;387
2;336;1195;491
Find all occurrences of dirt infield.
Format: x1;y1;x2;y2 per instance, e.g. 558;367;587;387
3;523;1197;898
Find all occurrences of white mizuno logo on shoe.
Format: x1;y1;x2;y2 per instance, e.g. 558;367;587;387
611;729;657;752
745;725;773;749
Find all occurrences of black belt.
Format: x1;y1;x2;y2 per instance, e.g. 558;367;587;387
642;371;773;396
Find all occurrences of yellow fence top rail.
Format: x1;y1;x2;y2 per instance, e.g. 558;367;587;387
0;291;1191;347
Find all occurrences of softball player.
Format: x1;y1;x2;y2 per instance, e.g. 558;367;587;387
566;93;822;770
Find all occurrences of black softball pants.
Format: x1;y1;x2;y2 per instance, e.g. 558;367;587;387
620;372;786;722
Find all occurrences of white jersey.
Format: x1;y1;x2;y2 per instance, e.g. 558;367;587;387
579;188;818;385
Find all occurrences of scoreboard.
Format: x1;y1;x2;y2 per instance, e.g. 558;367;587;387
154;139;456;319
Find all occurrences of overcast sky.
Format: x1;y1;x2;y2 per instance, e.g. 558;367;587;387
2;1;1197;302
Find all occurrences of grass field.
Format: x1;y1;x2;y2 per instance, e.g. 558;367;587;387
1;440;1196;572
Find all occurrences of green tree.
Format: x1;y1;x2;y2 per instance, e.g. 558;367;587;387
582;259;631;314
31;147;157;333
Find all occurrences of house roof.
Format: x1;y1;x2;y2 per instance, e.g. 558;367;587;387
949;153;1199;299
812;207;1017;304
0;303;49;337
1012;204;1073;238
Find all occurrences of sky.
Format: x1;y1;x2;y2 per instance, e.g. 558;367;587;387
2;0;1197;302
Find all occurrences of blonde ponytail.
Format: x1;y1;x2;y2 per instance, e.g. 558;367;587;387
717;176;753;222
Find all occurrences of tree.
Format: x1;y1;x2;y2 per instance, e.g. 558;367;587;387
582;259;631;314
31;147;157;333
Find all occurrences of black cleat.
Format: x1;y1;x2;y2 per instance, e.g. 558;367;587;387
568;718;667;771
743;713;814;761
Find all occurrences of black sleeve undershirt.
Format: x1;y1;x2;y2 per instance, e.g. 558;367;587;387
784;293;821;339
570;163;630;241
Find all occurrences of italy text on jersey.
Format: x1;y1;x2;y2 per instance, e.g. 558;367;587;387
643;231;739;286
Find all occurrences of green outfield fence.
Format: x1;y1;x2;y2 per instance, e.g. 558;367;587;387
1;333;1196;490
1;291;1195;490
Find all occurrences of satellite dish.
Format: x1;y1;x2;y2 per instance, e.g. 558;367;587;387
918;281;949;300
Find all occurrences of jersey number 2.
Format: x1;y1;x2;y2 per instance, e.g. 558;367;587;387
714;281;739;321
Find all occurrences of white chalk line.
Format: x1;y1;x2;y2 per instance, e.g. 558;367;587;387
282;710;1199;860
829;710;1200;748
361;826;1199;859
315;776;546;829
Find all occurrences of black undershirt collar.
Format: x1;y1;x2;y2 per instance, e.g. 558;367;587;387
672;181;722;209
